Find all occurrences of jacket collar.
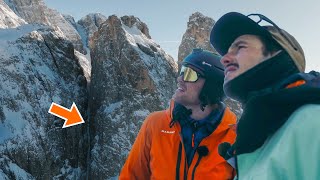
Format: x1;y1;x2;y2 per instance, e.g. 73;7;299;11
165;99;236;134
234;71;320;155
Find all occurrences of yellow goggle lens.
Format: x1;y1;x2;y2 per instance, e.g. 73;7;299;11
180;66;199;82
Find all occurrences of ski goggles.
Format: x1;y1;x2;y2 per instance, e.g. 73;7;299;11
179;66;203;82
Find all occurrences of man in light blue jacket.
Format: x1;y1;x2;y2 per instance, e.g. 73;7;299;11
210;12;320;179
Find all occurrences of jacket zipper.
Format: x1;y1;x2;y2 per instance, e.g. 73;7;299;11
178;132;188;180
191;155;203;180
176;142;182;180
235;155;239;180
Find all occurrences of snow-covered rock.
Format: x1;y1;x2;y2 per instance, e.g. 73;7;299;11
4;0;85;53
0;0;26;28
0;24;88;179
4;0;49;24
88;15;177;179
0;156;35;180
77;13;107;47
63;14;77;30
75;50;91;82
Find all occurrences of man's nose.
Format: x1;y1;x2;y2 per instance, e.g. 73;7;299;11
177;74;184;83
220;53;233;67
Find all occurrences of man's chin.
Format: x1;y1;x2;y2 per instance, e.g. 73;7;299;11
172;96;184;105
172;96;180;103
224;77;232;84
224;73;237;84
172;91;183;100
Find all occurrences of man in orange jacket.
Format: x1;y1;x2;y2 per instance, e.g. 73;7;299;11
119;48;237;180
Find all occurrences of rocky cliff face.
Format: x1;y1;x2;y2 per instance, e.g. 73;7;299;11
0;24;88;179
4;0;94;82
178;12;242;117
88;15;177;179
77;13;107;47
4;0;85;53
178;12;217;69
0;0;26;28
4;0;49;24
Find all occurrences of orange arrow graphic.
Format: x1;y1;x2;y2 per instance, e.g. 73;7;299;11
48;102;85;128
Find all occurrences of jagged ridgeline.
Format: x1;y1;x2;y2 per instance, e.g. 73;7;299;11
0;1;242;179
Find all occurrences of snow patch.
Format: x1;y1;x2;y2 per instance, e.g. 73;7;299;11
0;107;27;143
104;101;123;114
75;50;91;82
53;160;81;180
0;24;42;41
133;109;150;117
0;156;35;180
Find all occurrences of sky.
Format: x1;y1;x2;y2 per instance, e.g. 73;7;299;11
44;0;319;72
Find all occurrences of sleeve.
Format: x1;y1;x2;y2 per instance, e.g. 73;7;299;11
119;114;153;180
268;104;320;180
284;104;320;180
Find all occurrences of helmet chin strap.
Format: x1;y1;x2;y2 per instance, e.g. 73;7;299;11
199;88;209;111
200;101;207;111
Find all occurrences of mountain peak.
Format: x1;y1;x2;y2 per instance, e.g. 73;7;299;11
189;12;206;20
5;0;85;53
121;15;151;39
178;12;217;65
188;11;215;28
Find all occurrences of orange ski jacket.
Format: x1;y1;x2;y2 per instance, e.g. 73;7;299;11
120;102;237;180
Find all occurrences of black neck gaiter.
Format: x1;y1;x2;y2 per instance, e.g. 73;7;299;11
223;51;299;104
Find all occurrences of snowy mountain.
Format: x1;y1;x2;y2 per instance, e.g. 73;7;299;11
4;0;85;53
3;0;94;81
88;15;177;179
0;0;26;28
0;24;88;179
